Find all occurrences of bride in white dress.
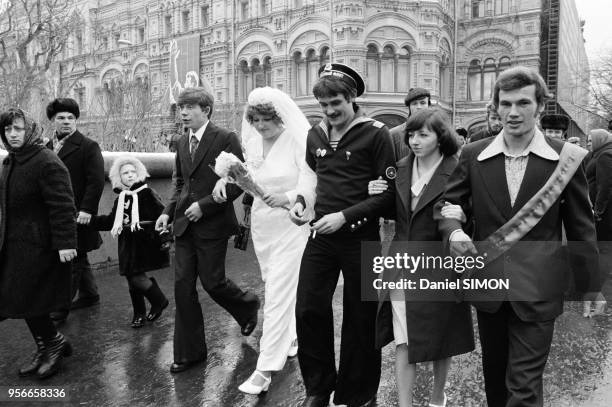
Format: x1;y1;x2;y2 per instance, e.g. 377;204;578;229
213;87;315;395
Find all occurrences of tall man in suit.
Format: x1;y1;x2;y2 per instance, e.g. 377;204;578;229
438;66;605;407
155;88;259;373
47;98;105;325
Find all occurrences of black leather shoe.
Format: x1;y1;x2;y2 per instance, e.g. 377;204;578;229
300;395;330;407
18;337;45;377
37;334;72;379
144;278;169;322
241;298;260;336
169;357;206;373
71;295;100;310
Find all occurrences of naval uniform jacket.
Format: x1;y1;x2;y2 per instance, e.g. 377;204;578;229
438;131;600;322
304;110;396;237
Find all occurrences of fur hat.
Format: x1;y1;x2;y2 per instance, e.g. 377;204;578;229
108;154;149;191
540;114;570;131
46;98;80;120
404;88;431;107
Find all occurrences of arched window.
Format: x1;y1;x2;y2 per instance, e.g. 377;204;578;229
293;51;307;96
499;56;511;71
365;44;410;93
306;49;319;93
397;47;411;93
238;60;250;102
483;58;497;100
467;57;513;101
366;44;379;92
263;56;272;87
495;0;509;15
320;47;330;67
468;59;482;101
381;45;396;92
251;58;264;90
472;0;484;18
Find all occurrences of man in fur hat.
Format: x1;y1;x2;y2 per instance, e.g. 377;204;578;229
540;113;570;140
47;98;105;325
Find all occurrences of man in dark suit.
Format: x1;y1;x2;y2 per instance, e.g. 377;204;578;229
155;87;259;373
47;98;105;325
437;66;605;407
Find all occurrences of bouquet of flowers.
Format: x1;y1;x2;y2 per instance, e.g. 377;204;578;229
212;151;266;199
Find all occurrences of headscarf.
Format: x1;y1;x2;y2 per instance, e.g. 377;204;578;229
590;129;612;152
0;108;44;157
0;109;44;248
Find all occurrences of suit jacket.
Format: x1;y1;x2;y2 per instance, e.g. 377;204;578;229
53;130;105;252
376;152;474;362
438;134;600;322
163;122;243;238
389;122;411;162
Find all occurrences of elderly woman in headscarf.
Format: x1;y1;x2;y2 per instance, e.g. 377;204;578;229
0;108;77;379
586;129;612;293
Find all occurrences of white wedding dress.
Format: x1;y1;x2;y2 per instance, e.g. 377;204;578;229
246;131;311;371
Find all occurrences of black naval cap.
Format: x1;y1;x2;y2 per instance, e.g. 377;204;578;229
404;87;431;107
318;63;365;97
46;98;80;120
540;114;570;130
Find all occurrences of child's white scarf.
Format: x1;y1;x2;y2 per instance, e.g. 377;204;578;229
111;184;148;237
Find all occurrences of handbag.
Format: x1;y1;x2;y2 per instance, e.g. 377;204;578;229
234;206;251;251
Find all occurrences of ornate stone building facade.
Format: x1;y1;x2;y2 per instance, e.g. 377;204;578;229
59;0;589;137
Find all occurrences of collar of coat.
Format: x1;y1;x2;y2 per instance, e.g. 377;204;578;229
477;128;559;162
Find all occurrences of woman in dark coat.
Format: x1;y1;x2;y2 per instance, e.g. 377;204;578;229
90;155;169;328
586;129;612;299
370;109;474;407
0;108;77;379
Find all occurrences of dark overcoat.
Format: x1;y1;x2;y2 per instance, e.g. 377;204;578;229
586;141;612;241
0;146;77;318
90;182;169;276
375;152;474;363
50;130;105;252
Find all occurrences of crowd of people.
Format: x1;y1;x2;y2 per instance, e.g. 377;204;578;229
0;62;610;407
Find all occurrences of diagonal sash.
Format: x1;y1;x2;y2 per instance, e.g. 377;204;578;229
477;142;588;265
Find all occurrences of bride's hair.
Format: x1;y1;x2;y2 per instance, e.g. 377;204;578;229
245;103;283;125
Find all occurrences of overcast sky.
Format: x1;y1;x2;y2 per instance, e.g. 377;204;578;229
575;0;612;61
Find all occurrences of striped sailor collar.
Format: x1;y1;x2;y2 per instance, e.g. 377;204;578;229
318;107;373;140
477;127;559;162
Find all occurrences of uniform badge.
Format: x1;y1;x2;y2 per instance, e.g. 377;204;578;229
345;151;351;160
320;149;327;157
316;148;322;157
385;166;397;180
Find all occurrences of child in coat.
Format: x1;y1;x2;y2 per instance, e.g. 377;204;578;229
91;155;170;328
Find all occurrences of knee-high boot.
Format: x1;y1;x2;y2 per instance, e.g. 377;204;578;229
18;336;45;377
143;278;169;322
37;333;72;379
129;289;147;328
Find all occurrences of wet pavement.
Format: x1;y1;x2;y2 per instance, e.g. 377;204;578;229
1;242;611;406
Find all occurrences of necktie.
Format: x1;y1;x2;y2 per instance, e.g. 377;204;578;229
190;135;198;161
